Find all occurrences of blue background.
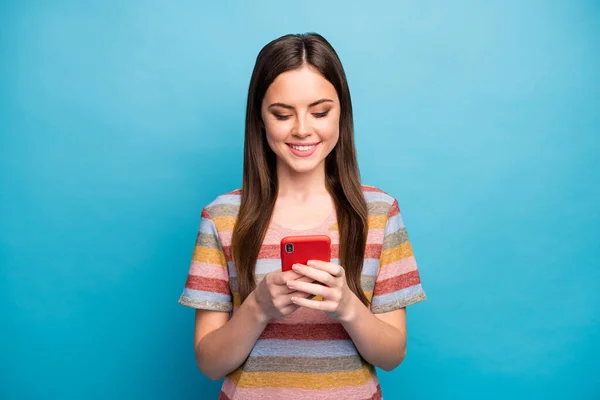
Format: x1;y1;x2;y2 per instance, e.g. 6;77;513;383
1;1;599;399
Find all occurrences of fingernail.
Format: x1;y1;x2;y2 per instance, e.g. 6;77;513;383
292;264;300;271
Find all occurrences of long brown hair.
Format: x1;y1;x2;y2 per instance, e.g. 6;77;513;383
231;33;370;306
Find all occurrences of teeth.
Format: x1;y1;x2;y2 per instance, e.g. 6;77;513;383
291;145;315;151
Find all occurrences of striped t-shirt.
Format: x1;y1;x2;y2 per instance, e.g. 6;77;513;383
178;185;427;400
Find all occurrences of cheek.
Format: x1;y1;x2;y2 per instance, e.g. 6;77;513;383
320;118;340;143
264;122;289;151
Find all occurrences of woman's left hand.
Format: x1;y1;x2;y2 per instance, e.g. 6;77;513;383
286;260;358;322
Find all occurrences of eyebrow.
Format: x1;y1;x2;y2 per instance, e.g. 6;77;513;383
268;98;334;110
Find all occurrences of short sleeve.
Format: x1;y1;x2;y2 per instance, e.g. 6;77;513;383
371;199;427;313
178;208;232;312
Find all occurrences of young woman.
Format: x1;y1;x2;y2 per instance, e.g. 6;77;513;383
179;32;427;400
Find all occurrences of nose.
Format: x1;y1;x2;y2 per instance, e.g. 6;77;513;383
293;114;311;138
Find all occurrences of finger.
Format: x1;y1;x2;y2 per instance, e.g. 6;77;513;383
269;270;304;286
275;290;315;304
263;276;301;296
306;260;344;277
287;280;331;298
291;296;336;312
281;282;314;295
282;270;307;281
292;264;334;286
281;275;316;293
295;275;316;283
286;290;316;301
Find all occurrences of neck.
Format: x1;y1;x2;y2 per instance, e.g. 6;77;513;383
276;160;328;200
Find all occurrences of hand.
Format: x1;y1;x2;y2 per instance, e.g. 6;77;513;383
251;270;315;323
285;260;358;322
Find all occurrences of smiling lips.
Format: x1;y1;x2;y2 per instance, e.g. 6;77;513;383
287;142;320;157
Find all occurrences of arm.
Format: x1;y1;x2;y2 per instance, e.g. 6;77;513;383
193;272;316;380
287;199;426;370
181;208;318;379
339;294;407;371
193;292;267;380
287;262;407;371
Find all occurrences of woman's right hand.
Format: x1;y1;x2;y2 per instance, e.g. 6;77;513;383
251;270;313;323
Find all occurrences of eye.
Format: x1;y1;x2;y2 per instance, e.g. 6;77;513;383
313;111;329;118
274;113;292;121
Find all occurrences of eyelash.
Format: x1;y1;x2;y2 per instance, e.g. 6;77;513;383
274;111;329;121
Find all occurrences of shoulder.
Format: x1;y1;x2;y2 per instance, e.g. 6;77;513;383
361;184;401;221
361;184;398;207
361;185;403;234
202;189;241;219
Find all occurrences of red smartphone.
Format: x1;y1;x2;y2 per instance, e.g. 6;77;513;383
280;235;331;272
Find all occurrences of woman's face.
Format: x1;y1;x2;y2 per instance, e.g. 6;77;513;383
261;65;340;175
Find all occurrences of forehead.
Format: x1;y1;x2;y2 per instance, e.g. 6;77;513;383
263;65;338;106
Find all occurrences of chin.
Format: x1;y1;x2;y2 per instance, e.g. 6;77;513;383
283;158;324;174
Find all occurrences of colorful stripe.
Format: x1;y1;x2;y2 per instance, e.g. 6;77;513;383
178;185;426;399
249;339;358;358
220;381;382;400
259;323;351;341
228;365;374;388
